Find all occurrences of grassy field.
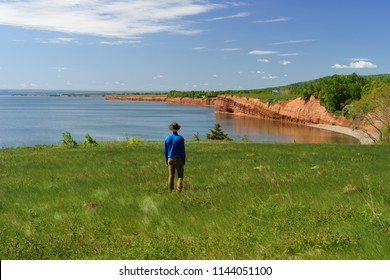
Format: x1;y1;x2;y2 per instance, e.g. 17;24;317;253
0;141;389;260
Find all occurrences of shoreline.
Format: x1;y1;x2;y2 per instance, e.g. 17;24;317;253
106;94;375;145
307;124;374;144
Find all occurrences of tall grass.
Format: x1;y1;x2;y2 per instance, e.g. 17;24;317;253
0;141;389;259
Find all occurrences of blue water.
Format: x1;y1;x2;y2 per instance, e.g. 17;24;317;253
0;95;358;148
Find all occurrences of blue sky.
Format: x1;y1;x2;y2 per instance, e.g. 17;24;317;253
0;0;389;91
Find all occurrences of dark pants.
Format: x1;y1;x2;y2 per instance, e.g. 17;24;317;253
167;157;184;191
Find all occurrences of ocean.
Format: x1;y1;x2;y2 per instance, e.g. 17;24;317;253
0;94;359;148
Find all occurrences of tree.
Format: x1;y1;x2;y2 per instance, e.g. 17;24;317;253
301;73;368;113
351;84;390;143
83;133;98;146
206;123;232;141
61;131;77;148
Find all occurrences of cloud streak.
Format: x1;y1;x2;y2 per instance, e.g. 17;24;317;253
279;60;291;65
0;0;225;38
248;50;279;55
207;12;250;21
220;48;241;51
272;39;314;45
332;60;377;69
255;17;291;23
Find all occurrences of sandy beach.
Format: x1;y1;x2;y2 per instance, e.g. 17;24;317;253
308;124;374;144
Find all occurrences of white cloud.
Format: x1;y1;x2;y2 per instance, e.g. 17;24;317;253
100;40;140;45
262;74;278;80
220;48;241;51
272;39;313;45
153;74;164;79
192;46;206;51
255;17;291;23
0;0;225;38
249;50;279;55
36;37;78;44
207;12;250;21
332;60;377;69
51;67;66;73
257;59;270;63
278;53;300;57
280;60;291;65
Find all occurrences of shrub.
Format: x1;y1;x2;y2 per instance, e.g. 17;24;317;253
61;131;77;148
83;133;98;147
128;137;141;145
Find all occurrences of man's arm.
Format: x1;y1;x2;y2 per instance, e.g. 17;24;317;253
164;139;169;164
181;138;186;165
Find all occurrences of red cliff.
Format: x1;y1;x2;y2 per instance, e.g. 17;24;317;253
105;95;215;106
214;95;353;126
106;94;354;126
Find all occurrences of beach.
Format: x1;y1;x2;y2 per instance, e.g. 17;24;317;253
308;124;374;144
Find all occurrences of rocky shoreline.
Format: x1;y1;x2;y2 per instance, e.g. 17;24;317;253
106;94;373;144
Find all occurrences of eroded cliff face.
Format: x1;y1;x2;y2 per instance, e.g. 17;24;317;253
214;95;353;126
106;94;353;127
166;97;215;106
105;95;215;106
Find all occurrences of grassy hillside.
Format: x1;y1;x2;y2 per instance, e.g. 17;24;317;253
1;141;389;259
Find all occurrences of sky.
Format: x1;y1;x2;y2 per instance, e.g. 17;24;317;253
0;0;389;91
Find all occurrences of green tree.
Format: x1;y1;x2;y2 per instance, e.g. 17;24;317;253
83;133;98;146
206;123;232;141
61;131;77;148
351;84;390;143
301;73;368;113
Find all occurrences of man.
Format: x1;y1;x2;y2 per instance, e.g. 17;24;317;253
164;121;186;192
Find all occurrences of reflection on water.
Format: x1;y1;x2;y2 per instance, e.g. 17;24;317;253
216;113;360;144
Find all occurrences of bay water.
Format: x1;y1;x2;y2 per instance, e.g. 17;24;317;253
0;95;358;148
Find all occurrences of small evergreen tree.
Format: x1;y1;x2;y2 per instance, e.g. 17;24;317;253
206;123;232;141
193;132;200;141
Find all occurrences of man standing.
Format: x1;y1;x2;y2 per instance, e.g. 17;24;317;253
164;121;186;192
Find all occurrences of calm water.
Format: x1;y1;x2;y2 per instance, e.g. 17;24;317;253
0;95;358;148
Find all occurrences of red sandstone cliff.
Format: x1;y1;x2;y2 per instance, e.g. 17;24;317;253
214;95;353;126
106;94;354;127
105;95;215;106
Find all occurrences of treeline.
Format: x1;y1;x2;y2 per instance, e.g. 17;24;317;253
286;73;390;115
167;89;271;99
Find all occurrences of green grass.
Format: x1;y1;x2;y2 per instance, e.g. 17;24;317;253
231;92;301;103
1;141;389;259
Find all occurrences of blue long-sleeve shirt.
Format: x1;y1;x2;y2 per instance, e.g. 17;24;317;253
164;132;185;164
